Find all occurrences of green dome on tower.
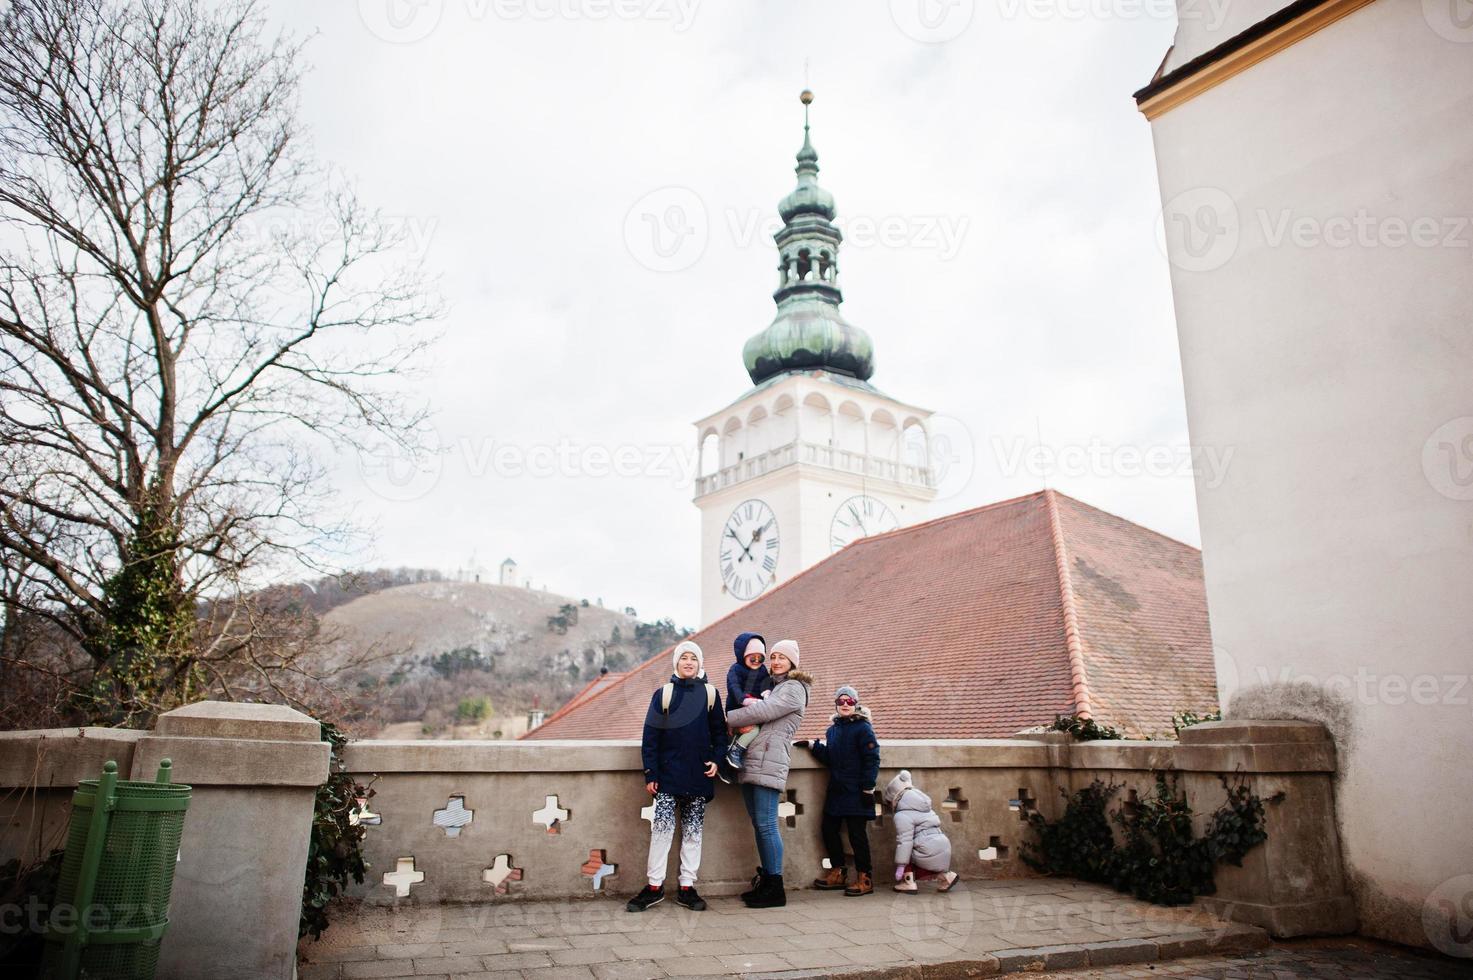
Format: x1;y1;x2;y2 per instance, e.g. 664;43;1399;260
743;90;875;386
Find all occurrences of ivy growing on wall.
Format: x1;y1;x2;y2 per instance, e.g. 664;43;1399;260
1022;772;1267;906
1049;714;1124;741
301;722;375;940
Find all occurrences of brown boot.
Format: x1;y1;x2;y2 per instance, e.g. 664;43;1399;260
812;866;848;890
845;871;874;896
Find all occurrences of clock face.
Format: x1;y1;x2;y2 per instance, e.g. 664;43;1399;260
720;499;780;602
830;495;899;553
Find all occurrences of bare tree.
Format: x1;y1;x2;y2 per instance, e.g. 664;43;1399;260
0;0;441;725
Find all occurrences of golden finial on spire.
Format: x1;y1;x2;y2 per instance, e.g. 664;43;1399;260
800;89;813;105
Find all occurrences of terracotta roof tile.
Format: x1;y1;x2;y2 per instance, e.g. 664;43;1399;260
523;490;1216;741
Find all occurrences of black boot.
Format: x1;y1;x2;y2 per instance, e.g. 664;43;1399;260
745;873;786;908
740;868;765;903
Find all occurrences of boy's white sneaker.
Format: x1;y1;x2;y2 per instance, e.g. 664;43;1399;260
938;871;959;892
893;872;918;893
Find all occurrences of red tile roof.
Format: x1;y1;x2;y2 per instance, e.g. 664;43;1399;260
523;490;1216;741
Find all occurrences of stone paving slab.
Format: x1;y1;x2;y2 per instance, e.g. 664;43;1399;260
299;879;1274;979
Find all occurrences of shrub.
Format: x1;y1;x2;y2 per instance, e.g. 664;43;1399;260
1050;714;1124;741
456;697;490;723
1023;772;1267;907
301;722;373;940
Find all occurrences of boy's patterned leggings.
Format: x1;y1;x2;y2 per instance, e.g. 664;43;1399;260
645;793;707;888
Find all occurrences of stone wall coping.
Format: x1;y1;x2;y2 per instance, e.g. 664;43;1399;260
154;700;321;742
132;735;329;787
0;728;148;788
341;733;1336;775
1178;719;1332;744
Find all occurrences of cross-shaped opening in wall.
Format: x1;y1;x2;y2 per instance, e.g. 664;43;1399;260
533;794;570;834
482;853;523;896
349;795;381;827
778;788;804;828
978;835;1010;861
383;857;424;897
581;848;618;891
432;795;474;837
941;786;969;822
1008;787;1038;822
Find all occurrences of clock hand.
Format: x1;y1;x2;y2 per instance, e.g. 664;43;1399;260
727;527;756;562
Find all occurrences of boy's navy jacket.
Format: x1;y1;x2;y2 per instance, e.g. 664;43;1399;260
725;630;771;711
811;710;882;818
640;673;729;800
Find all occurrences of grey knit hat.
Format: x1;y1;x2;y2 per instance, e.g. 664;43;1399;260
835;685;860;703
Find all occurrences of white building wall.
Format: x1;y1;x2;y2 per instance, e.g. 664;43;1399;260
1148;0;1473;951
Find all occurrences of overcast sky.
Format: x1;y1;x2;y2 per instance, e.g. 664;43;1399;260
264;1;1199;628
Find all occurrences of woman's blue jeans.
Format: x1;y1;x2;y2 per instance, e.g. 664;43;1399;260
740;783;783;875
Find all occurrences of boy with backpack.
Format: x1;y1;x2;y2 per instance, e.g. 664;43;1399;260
628;641;728;913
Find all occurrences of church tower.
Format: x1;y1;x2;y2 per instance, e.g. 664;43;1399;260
694;91;937;626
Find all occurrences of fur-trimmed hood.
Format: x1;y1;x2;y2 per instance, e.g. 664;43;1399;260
779;669;814;687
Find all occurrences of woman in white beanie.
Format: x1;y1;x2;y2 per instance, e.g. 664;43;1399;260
724;638;812;908
627;641;726;913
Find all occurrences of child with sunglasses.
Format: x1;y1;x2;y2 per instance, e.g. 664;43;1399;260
795;685;881;896
721;632;771;780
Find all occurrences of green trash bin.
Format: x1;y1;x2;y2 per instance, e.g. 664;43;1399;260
40;759;192;980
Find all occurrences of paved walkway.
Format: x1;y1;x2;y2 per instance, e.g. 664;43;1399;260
298;878;1272;978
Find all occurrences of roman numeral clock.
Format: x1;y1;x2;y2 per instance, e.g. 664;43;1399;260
719;500;780;602
690;89;938;626
830;494;899;553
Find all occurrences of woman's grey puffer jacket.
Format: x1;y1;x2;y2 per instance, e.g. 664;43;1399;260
892;786;953;872
724;670;812;791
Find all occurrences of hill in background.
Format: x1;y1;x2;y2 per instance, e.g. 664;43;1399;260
318;579;686;738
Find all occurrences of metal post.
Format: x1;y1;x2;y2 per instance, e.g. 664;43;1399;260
59;759;118;979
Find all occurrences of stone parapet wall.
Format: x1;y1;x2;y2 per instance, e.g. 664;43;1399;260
341;720;1354;938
